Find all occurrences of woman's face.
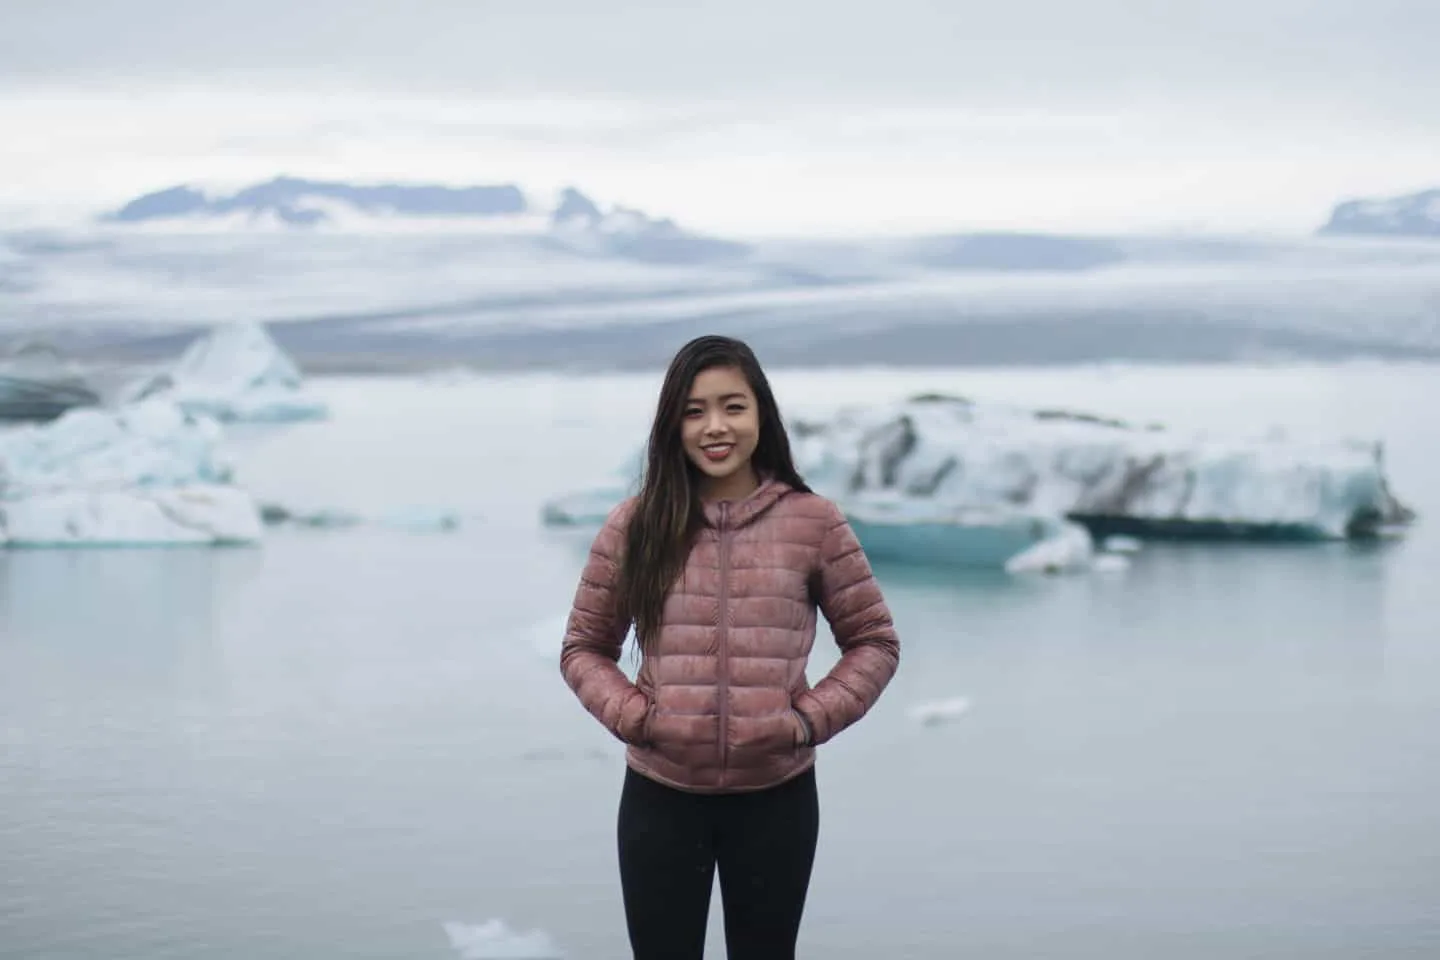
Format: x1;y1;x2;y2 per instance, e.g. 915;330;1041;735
681;365;760;498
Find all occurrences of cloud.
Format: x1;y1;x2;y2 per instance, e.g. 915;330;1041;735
3;0;1439;118
1;1;1437;235
1;82;1437;237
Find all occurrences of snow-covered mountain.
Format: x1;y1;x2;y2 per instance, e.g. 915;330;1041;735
544;187;750;264
1318;187;1440;239
100;176;752;264
104;176;528;226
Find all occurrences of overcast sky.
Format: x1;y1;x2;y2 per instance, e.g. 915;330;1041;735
1;0;1436;235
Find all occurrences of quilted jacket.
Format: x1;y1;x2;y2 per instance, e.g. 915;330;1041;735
559;476;901;793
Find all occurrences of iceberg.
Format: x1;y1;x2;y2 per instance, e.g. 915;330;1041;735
907;696;972;726
123;321;328;423
793;393;1415;543
538;391;1416;572
0;399;262;547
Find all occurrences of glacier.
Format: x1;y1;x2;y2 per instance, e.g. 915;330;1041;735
539;392;1414;572
122;321;329;423
0;399;262;547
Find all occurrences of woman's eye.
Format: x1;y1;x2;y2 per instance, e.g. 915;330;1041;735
684;408;702;418
727;404;747;414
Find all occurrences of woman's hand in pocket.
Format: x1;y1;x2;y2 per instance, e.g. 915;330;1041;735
788;707;814;747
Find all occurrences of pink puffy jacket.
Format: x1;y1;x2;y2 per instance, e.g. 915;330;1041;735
560;477;900;793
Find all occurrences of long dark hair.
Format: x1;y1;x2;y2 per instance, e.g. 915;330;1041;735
619;335;810;655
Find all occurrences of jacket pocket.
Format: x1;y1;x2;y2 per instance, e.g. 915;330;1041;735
638;699;657;747
619;688;656;746
731;711;803;766
788;706;813;748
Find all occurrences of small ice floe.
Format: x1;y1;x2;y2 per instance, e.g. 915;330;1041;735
1101;534;1143;554
443;919;564;960
377;506;463;532
906;696;972;726
258;502;462;533
1002;520;1094;575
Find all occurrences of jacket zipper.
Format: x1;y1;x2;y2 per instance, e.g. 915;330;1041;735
716;501;732;786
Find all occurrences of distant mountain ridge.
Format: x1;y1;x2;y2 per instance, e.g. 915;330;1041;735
1318;186;1440;238
100;176;753;265
106;177;529;226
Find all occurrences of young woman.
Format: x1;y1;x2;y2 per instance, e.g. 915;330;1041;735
559;335;901;960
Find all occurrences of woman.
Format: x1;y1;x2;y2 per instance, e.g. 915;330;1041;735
559;334;900;960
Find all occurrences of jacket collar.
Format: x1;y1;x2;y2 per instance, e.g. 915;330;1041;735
700;474;792;530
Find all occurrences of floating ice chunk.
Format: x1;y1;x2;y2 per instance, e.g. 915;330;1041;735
538;390;1415;571
258;503;363;529
908;696;972;726
0;398;234;491
377;505;462;532
540;484;628;527
540;451;641;528
1;487;261;547
442;919;564;960
794;393;1415;542
258;502;462;532
124;321;328;423
1101;534;1143;553
0;398;261;547
1003;521;1095;575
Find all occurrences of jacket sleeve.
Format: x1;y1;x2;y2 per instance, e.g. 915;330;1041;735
558;500;650;744
794;500;901;745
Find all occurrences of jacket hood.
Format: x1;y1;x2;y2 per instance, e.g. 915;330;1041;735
700;475;794;530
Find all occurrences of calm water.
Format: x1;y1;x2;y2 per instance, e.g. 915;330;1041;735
3;363;1439;959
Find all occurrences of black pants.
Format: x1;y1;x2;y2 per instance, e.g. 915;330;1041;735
616;766;820;960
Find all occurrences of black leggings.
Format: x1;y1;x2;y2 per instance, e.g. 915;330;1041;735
616;766;820;960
